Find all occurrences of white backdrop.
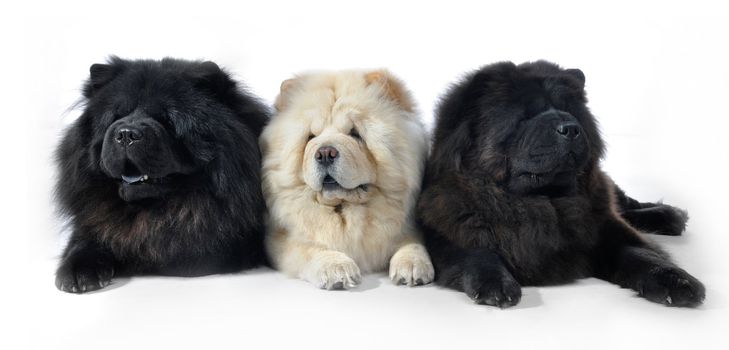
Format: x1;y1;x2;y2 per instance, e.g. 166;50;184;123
8;0;729;349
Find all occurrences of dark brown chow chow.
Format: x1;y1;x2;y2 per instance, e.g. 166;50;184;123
55;57;269;293
417;60;704;307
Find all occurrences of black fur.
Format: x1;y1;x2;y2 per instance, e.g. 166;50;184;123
54;57;269;293
417;61;704;307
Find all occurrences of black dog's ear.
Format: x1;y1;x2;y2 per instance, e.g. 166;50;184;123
429;62;519;178
564;68;585;89
191;61;270;136
190;61;234;93
83;60;124;98
429;70;493;177
429;121;472;176
197;61;223;79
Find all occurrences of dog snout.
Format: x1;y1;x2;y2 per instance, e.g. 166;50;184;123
114;126;143;146
315;146;338;166
556;121;581;140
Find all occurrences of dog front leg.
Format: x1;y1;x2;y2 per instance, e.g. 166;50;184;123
271;235;362;290
389;234;434;286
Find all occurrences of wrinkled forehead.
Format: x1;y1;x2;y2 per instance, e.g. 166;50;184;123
305;102;363;135
292;73;372;133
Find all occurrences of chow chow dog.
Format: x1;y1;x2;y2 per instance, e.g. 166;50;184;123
417;61;705;307
261;70;434;289
55;57;269;293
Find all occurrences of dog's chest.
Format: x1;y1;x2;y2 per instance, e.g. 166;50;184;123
327;204;402;272
501;196;601;283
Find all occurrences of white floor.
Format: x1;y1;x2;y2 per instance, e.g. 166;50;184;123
26;232;727;350
10;1;729;349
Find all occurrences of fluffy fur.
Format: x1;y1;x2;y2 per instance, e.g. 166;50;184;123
261;70;434;289
55;57;269;293
417;61;705;307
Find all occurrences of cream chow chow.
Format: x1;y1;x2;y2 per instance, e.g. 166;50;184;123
260;69;434;289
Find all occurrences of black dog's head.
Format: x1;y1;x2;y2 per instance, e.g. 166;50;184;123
59;57;268;203
430;61;605;197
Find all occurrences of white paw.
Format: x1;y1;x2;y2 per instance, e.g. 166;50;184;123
308;252;362;290
389;248;434;286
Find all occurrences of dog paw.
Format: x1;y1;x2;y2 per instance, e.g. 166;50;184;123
389;251;434;286
310;252;362;290
462;272;522;308
626;205;689;236
55;260;115;294
638;266;705;307
654;205;689;236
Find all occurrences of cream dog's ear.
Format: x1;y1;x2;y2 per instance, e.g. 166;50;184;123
365;70;415;112
274;78;299;112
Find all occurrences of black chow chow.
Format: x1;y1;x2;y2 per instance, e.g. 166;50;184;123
55;57;269;293
417;61;705;307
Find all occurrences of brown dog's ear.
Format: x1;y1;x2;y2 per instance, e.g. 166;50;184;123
274;78;298;112
365;70;415;112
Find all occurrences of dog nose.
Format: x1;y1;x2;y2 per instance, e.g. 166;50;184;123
115;127;142;146
315;146;338;166
556;122;581;140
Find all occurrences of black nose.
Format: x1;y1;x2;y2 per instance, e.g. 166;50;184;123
115;127;142;146
315;146;338;166
556;122;581;140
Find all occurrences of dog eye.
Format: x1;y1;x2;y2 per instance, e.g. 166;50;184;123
157;113;176;131
349;128;362;140
307;134;315;141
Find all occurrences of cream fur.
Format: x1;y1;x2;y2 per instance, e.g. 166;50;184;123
260;69;434;289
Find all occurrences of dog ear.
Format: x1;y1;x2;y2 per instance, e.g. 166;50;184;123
428;65;507;177
190;61;236;93
274;78;299;112
429;121;472;177
83;57;125;98
193;61;224;81
188;61;270;136
364;70;415;112
564;68;585;89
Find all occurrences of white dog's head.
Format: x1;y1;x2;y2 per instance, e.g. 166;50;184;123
261;70;426;208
